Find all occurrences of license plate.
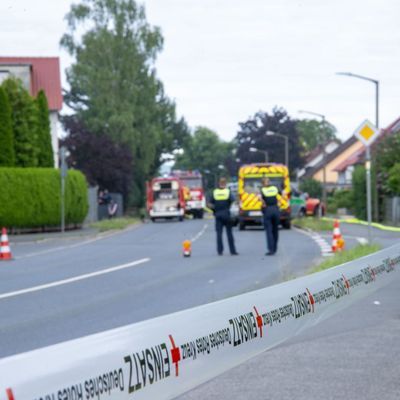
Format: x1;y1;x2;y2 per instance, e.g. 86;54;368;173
249;211;262;216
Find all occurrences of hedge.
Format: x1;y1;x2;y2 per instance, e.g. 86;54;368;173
0;168;88;228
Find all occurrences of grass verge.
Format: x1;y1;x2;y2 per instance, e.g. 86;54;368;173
310;244;381;274
90;217;140;232
293;217;333;232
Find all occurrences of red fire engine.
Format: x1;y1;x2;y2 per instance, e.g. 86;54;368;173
146;177;186;222
171;170;206;219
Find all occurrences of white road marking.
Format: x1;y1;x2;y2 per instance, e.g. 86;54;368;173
0;258;150;300
294;227;333;257
357;237;368;245
373;300;381;305
191;223;209;242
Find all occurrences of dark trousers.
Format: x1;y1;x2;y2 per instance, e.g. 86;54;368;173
215;215;236;254
263;206;280;253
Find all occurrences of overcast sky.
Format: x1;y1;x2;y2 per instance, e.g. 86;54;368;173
1;0;399;141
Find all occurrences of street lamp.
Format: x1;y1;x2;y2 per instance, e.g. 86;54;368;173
249;147;269;163
298;110;328;210
336;72;379;128
266;131;289;168
336;72;379;243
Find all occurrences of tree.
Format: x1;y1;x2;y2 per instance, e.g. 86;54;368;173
174;127;234;191
35;90;54;167
387;163;400;195
60;0;186;206
352;165;366;220
61;115;133;200
0;87;15;166
299;178;322;198
296;119;338;153
1;78;38;167
235;107;305;175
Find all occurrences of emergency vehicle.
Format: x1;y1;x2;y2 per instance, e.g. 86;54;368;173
170;170;206;219
146;177;186;222
238;163;291;230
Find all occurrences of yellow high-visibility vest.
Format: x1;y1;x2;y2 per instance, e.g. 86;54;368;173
213;188;230;201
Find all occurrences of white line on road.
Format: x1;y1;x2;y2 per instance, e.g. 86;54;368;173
294;227;333;257
191;223;209;242
0;258;150;300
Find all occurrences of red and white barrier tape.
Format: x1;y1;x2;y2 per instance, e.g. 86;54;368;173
1;244;399;399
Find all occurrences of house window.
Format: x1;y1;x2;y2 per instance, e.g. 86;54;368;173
0;70;10;84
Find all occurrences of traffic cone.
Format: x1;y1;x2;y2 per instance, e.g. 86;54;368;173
0;227;13;260
183;240;192;257
331;220;344;252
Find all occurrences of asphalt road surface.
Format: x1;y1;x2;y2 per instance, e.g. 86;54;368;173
1;220;398;399
0;219;320;358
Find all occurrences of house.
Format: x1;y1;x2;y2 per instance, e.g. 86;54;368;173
0;57;63;166
333;116;400;185
301;136;364;188
297;139;340;180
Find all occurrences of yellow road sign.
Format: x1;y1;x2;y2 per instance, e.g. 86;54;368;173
353;119;379;146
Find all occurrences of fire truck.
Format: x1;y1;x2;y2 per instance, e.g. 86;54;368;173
146;177;186;222
171;170;206;219
238;163;291;230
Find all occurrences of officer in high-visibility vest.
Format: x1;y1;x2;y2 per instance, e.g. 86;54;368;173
260;177;282;255
209;177;238;256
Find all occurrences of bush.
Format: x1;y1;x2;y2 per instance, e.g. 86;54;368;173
0;168;88;228
387;163;400;195
327;189;353;213
299;178;322;198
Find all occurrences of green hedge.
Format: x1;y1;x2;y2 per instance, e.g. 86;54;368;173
0;168;88;228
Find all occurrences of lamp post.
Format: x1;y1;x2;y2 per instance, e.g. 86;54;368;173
336;72;379;243
266;131;289;168
249;147;269;163
298;110;327;210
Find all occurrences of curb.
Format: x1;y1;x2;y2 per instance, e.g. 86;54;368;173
322;217;400;233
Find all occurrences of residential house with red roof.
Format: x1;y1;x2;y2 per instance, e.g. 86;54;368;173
0;57;63;166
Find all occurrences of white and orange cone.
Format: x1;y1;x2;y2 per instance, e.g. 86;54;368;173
183;240;192;257
0;227;12;260
331;220;345;252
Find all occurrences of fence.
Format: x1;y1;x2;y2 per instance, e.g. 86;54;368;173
384;196;400;226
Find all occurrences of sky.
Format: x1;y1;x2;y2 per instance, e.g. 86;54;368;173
1;0;399;142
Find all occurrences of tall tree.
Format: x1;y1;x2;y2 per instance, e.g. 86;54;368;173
0;86;15;166
61;115;133;200
35;90;54;167
235;107;305;175
296;118;338;152
60;0;186;205
1;78;38;167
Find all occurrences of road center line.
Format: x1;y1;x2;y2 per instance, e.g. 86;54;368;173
0;258;150;300
191;223;208;242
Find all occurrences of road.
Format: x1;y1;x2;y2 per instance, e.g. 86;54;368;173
0;219;320;358
1;220;398;399
178;222;400;400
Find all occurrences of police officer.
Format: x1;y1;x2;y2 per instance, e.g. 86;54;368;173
260;177;282;255
209;177;238;256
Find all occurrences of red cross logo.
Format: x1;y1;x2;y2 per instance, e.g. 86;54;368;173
369;267;376;281
306;288;315;313
169;334;181;377
6;389;15;400
253;306;263;338
342;274;350;292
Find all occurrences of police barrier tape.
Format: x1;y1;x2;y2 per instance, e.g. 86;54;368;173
1;244;400;400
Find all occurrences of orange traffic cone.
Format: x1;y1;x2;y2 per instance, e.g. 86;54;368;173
0;227;13;260
183;240;192;257
331;220;344;252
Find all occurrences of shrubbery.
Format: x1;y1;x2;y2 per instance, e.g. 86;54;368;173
327;189;353;214
0;168;88;228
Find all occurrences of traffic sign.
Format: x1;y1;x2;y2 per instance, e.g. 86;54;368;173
353;119;379;146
